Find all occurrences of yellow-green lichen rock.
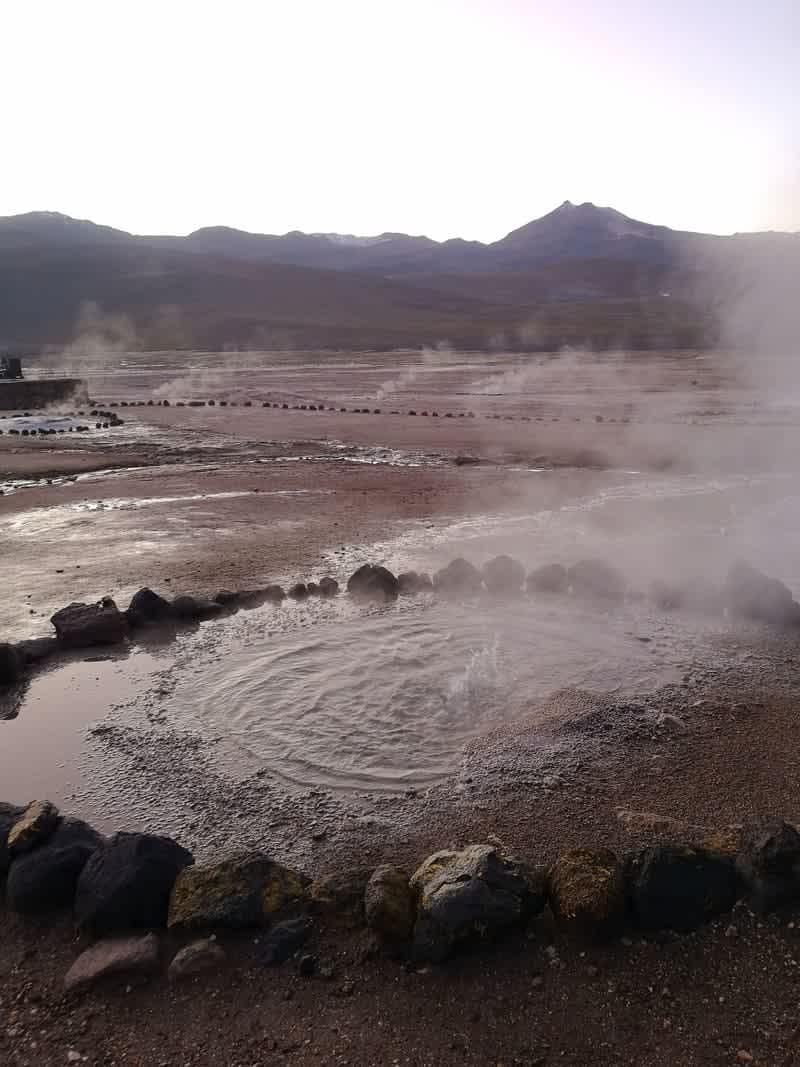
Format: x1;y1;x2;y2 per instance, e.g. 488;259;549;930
7;800;60;856
168;853;309;930
548;847;625;934
364;865;415;941
309;867;372;913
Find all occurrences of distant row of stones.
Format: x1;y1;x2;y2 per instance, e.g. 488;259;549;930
0;408;123;435
340;555;800;629
2;556;796;688
96;395;630;424
1;798;799;991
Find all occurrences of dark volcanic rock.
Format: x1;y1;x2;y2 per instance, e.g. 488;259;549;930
650;577;724;615
215;588;276;610
482;555;525;595
725;560;800;626
256;917;311;966
306;582;320;595
526;563;568;594
125;587;173;627
409;845;547;962
0;642;22;684
737;818;800;912
7;800;61;856
263;584;287;603
397;571;433;595
568;559;626;600
51;598;128;648
626;845;737;931
0;802;24;877
649;579;684;611
14;637;59;666
213;589;243;607
432;558;483;596
171;595;225;621
347;564;399;601
75;832;194;935
318;576;340;597
288;583;310;600
7;818;103;913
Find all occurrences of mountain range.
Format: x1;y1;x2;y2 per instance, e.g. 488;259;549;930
1;202;796;352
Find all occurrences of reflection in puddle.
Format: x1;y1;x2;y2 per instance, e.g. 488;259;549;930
0;652;162;807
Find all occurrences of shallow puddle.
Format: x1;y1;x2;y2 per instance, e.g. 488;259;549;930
0;651;162;807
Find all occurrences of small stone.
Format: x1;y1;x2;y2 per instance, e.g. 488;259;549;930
531;975;544;990
736;1051;754;1063
64;934;159;993
298;954;316;977
67;1052;81;1064
256;918;310;966
168;939;226;981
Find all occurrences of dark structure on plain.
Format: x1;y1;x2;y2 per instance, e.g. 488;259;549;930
0;356;23;380
0;356;88;411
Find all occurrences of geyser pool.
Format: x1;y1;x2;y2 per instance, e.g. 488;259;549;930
149;593;711;792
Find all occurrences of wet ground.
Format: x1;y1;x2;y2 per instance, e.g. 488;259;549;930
2;346;800;869
6;347;800;1065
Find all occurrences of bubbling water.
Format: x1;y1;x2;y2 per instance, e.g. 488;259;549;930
162;595;708;792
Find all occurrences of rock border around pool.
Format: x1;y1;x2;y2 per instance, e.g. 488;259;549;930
1;800;799;989
0;406;124;436
2;555;798;691
93;392;640;427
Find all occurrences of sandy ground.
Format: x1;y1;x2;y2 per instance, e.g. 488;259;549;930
3;347;800;1064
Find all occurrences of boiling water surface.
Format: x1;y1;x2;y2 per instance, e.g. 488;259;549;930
160;594;708;792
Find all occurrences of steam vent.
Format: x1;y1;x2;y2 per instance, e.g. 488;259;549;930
0;356;88;410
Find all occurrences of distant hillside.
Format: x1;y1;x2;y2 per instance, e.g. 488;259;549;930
0;203;795;351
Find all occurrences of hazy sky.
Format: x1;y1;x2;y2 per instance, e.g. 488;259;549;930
5;0;798;241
